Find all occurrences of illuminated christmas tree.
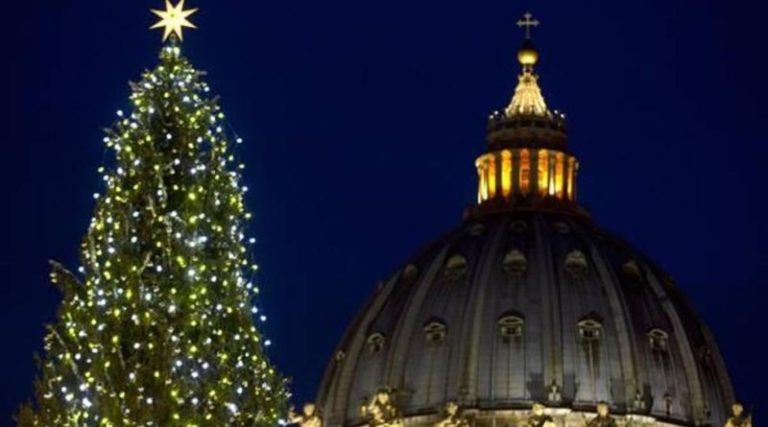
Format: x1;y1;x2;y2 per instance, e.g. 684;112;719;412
19;2;287;425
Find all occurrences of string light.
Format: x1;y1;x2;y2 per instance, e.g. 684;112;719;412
22;33;287;425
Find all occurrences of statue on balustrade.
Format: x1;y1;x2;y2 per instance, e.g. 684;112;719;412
288;403;322;427
435;402;469;427
725;403;752;427
526;403;556;427
586;402;617;427
362;388;404;427
288;402;323;427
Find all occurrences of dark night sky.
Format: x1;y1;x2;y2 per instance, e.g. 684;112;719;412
1;0;766;423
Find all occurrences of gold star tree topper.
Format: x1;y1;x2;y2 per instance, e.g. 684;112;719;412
151;0;199;42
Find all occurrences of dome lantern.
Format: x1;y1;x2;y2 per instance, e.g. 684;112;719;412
474;14;584;219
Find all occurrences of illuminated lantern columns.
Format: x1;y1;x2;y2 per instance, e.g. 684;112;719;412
472;18;582;215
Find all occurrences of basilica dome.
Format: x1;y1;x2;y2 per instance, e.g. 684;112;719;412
315;18;735;427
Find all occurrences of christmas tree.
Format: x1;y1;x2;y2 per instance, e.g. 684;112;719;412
20;2;287;425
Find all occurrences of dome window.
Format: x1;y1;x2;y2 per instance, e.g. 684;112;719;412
537;150;549;196
497;315;525;343
554;221;571;234
503;249;528;279
367;333;386;355
578;318;603;342
444;255;468;283
423;320;447;344
622;260;643;280
469;223;486;236
648;328;669;352
564;250;589;278
697;345;714;364
519;149;531;195
402;264;419;284
510;220;528;232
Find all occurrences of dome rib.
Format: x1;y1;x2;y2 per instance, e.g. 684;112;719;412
316;213;734;427
383;244;452;398
588;239;641;407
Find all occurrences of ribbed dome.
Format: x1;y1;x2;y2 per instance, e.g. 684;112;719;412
316;212;734;427
315;14;735;427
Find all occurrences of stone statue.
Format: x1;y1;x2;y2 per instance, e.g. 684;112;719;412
586;402;617;427
435;402;469;427
632;390;647;412
526;403;556;427
725;403;752;427
362;388;404;427
288;403;323;427
663;393;673;416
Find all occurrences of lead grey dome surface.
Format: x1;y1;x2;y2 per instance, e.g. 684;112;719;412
315;212;733;427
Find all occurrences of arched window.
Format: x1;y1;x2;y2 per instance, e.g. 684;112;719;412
469;223;485;236
367;333;386;355
554;152;565;198
476;158;488;203
537;149;549;196
567;157;576;200
501;150;512;197
510;220;528;233
423;320;447;344
554;221;571;234
503;249;528;279
402;264;419;283
648;328;669;352
578;318;603;342
520;149;531;195
487;155;497;199
444;255;468;283
622;260;642;280
564;250;589;279
497;314;525;343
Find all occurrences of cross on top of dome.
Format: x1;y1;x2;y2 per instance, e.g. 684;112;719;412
516;12;539;40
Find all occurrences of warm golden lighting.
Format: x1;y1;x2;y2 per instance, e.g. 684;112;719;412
151;0;199;42
555;153;564;198
520;149;531;195
487;156;497;199
505;73;548;117
567;157;576;200
472;14;581;208
518;48;539;67
501;151;512;197
477;171;483;203
476;149;576;205
476;159;488;202
537;150;549;196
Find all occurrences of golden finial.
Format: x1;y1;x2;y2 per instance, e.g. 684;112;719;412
516;12;540;67
150;0;199;42
505;12;547;116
